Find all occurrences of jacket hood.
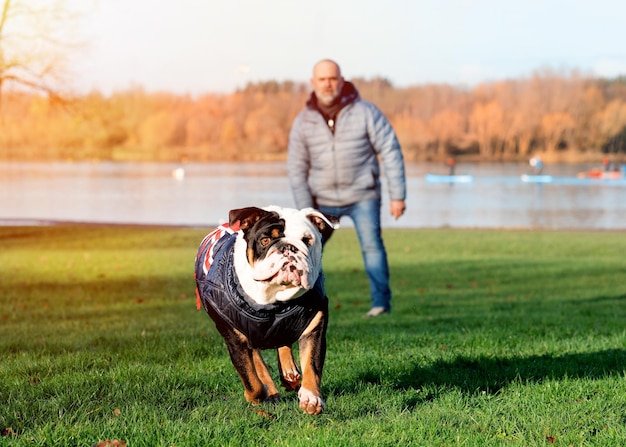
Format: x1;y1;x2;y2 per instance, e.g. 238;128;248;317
306;81;360;111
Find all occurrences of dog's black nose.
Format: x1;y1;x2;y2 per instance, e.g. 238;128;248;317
282;244;298;254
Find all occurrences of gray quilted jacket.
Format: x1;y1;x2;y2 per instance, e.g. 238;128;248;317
287;83;406;208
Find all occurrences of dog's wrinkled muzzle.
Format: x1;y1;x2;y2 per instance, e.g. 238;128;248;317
251;243;312;288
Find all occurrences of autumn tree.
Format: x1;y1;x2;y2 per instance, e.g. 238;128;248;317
593;99;626;152
0;0;84;109
540;112;576;153
428;109;465;158
469;100;504;158
571;85;605;151
185;94;223;157
390;112;430;160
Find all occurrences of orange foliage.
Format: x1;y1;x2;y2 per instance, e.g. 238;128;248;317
469;100;504;158
1;74;626;162
540;112;576;153
429;110;465;157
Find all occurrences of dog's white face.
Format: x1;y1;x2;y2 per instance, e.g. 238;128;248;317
230;206;335;305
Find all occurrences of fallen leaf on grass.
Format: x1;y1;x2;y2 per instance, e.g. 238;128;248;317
546;436;555;443
1;428;16;438
93;440;127;447
85;407;101;416
250;408;276;420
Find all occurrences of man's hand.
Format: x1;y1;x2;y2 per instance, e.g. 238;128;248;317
390;200;406;220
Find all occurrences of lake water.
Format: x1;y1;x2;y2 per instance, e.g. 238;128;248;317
1;161;625;230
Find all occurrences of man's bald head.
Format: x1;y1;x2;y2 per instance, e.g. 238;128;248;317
310;59;344;105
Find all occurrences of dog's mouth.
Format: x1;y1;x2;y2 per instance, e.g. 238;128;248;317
252;245;310;288
264;261;305;286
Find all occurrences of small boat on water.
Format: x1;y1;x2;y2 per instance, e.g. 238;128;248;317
425;174;474;183
521;174;554;183
577;159;625;179
577;169;624;180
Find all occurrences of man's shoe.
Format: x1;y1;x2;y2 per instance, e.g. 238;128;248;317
365;307;388;317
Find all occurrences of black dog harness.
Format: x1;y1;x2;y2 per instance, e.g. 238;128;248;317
195;226;327;350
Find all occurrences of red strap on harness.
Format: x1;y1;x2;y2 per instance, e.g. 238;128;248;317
195;221;241;311
195;273;202;310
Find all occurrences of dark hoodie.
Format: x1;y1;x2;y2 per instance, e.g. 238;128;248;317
307;81;360;133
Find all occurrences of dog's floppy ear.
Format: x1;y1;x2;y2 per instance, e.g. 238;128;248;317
229;207;272;232
229;207;265;231
306;210;338;245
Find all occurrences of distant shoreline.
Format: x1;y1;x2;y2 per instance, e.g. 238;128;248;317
0;153;621;164
0;218;213;229
1;218;623;233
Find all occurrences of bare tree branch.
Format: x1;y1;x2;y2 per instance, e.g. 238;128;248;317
0;0;86;110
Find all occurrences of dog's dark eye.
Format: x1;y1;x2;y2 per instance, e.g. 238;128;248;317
301;236;313;247
260;237;271;247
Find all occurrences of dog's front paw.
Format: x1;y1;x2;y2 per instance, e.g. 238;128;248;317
298;387;325;415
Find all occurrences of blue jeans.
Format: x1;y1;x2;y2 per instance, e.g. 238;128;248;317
318;198;391;311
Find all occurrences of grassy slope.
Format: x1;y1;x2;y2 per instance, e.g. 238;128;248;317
0;226;625;446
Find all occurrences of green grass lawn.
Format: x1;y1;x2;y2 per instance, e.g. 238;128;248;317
1;225;625;446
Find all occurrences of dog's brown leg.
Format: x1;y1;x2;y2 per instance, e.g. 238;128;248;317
252;349;280;400
204;304;274;404
221;328;269;404
277;346;301;391
297;310;328;415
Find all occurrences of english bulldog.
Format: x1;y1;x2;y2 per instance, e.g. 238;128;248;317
194;206;336;415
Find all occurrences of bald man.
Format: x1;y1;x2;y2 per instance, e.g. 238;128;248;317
288;59;406;317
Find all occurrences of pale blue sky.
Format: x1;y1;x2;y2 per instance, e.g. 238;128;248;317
70;0;626;95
